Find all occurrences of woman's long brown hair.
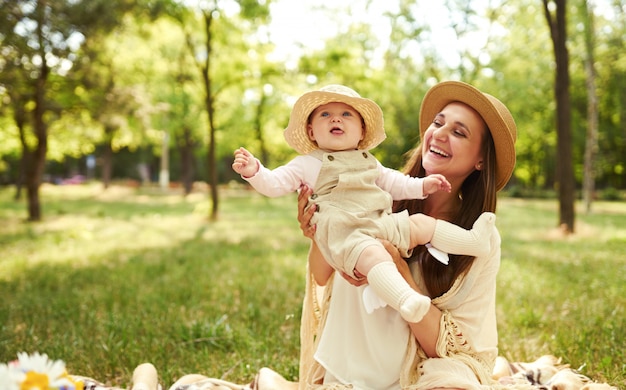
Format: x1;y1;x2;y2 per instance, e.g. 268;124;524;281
393;130;498;298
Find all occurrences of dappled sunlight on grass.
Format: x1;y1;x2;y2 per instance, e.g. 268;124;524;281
0;184;307;281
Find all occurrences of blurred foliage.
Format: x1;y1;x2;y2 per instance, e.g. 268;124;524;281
1;0;625;197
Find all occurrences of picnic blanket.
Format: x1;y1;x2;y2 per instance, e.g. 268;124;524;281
4;352;617;390
167;355;620;390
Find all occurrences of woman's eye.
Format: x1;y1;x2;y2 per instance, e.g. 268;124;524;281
453;129;467;137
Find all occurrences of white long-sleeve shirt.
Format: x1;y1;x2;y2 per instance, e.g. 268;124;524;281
243;152;425;201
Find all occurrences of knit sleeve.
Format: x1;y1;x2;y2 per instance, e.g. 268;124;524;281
435;310;495;382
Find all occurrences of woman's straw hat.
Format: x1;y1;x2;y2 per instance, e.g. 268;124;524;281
284;85;385;154
419;81;517;191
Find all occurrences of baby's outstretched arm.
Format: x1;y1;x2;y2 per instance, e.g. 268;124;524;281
232;147;259;178
422;174;451;196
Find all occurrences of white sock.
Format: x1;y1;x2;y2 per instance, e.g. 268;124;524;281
367;262;430;322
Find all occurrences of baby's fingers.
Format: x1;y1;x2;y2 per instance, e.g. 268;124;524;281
440;177;452;192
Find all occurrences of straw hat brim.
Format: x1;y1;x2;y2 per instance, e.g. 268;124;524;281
284;89;385;155
419;81;517;191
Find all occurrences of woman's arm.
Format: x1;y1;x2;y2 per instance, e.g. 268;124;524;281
381;240;443;358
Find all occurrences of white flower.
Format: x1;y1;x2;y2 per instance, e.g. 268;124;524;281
7;352;79;390
0;362;22;390
16;351;66;377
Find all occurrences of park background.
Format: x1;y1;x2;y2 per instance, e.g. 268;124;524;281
1;0;625;388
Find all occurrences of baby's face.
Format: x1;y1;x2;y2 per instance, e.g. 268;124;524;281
307;102;365;152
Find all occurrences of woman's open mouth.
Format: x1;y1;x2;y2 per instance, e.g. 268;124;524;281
429;146;450;157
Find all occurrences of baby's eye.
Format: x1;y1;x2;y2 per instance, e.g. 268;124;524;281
342;111;353;117
320;112;329;117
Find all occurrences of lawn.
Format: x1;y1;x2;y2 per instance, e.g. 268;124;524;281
0;183;624;388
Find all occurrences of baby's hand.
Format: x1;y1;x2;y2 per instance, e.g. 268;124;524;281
423;174;451;195
232;147;259;178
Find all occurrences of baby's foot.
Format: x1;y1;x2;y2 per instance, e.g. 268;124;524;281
469;212;496;257
399;293;431;323
430;212;496;258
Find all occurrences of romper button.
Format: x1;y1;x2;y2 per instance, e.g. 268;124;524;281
362;152;368;158
327;155;334;161
310;193;318;200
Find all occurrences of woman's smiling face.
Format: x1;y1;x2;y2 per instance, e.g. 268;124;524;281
421;101;487;189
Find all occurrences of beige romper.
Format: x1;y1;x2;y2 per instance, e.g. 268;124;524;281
310;149;412;279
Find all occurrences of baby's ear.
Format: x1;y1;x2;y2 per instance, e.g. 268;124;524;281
307;124;316;141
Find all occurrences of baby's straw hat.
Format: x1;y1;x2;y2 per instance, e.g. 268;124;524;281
284;84;385;154
419;81;517;191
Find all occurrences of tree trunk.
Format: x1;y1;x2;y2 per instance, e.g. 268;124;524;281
202;10;219;221
25;106;48;221
254;90;269;166
582;0;598;214
543;0;575;234
179;126;195;196
25;45;50;221
14;110;28;201
102;126;115;189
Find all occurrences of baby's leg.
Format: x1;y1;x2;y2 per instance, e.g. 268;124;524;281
409;212;495;257
355;245;430;323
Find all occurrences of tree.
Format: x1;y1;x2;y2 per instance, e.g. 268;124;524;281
144;17;204;195
543;0;576;233
70;20;167;189
581;0;599;213
0;58;31;200
598;1;626;190
0;0;145;221
170;0;270;220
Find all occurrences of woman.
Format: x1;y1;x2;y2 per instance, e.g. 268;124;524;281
170;80;517;390
296;80;516;390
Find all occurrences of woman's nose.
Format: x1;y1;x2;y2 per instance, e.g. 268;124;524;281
432;125;447;140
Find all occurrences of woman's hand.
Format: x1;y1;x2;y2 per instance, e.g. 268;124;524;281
339;270;368;287
297;184;316;239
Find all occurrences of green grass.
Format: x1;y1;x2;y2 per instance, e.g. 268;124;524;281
1;184;624;388
495;198;626;387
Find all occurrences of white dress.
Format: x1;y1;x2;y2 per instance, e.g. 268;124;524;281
314;276;410;390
